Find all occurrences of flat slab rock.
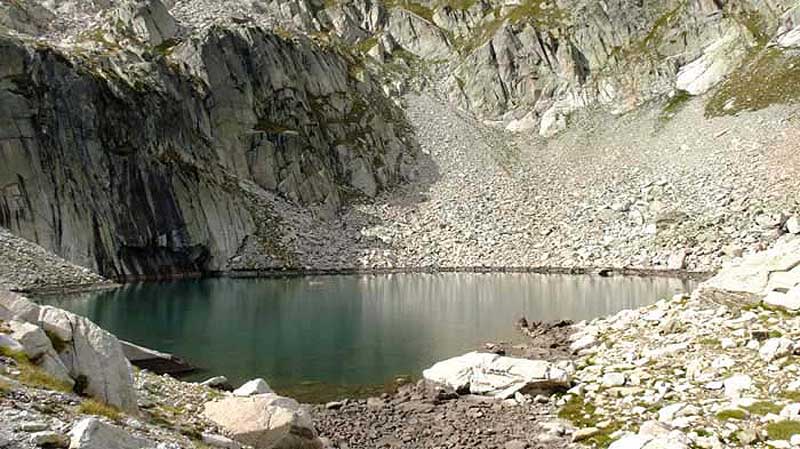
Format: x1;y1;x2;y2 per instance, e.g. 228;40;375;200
422;351;571;399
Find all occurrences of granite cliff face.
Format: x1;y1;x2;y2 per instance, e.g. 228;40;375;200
2;0;800;279
0;8;416;279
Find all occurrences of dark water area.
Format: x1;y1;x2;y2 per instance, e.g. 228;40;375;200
44;273;695;402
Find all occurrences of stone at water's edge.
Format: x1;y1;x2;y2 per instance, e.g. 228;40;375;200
0;289;138;413
203;394;322;449
422;351;572;399
694;235;800;309
233;378;273;397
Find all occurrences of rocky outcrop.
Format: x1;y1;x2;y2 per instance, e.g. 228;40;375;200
0;289;137;412
694;235;800;308
422;351;572;399
203;394;322;449
6;320;74;388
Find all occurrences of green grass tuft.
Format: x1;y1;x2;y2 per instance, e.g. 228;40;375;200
0;347;72;393
78;399;123;421
706;48;800;117
767;420;800;440
715;408;747;421
745;401;783;416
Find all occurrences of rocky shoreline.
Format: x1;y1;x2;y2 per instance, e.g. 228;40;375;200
5;233;800;449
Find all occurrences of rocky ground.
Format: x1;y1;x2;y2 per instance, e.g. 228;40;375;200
0;228;114;293
277;93;800;274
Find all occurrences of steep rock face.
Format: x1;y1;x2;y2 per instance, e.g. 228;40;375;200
0;20;415;279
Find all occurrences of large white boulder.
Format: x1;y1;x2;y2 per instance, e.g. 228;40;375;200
69;417;155;449
203;394;322;449
422;352;571;399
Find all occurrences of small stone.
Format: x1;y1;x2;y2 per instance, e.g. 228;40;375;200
602;372;626;387
199;376;231;390
786;216;800;234
30;431;68;447
505;440;528;449
759;338;794;362
573;427;601;442
570;334;598;352
20;422;49;432
658;403;685;422
737;429;758;445
325;401;345;410
724;374;753;398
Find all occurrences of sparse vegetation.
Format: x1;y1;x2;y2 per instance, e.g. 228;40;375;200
78;399;123;421
697;337;720;346
745;401;782;416
660;90;691;121
767;420;800;440
706;48;800;117
0;347;72;393
715;408;747;421
558;395;624;448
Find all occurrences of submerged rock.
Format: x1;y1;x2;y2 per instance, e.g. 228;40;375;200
422;352;571;399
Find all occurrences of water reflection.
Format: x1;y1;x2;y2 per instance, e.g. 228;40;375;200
45;273;694;392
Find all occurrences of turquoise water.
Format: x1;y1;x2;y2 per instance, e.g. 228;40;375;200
44;273;694;401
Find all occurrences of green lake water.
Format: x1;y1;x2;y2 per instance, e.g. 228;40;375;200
43;273;695;402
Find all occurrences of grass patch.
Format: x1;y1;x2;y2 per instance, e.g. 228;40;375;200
715;408;747;421
697;337;720;346
781;391;800;402
440;0;477;10
0;347;72;393
745;401;783;416
706;48;800;117
355;36;378;54
506;0;568;28
660;90;691;121
78;399;122;421
767;420;800;440
558;396;622;448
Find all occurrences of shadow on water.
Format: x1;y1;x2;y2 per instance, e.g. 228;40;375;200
44;273;696;403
